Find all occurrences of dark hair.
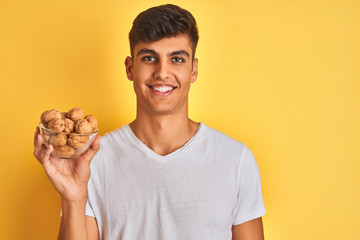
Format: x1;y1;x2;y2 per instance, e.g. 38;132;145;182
129;4;199;59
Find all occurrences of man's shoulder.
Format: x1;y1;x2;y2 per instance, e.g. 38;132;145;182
93;125;130;159
90;125;130;166
198;123;255;165
200;123;245;149
99;125;129;146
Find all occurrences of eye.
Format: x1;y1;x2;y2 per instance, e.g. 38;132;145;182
172;57;185;63
142;56;157;62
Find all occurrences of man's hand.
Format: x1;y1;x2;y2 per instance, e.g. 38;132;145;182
33;127;101;201
232;217;264;240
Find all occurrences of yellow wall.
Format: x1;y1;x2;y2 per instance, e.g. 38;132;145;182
1;0;359;239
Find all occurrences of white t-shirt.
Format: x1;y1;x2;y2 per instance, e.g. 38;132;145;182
86;123;266;239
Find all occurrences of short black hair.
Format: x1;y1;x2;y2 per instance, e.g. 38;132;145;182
129;4;199;59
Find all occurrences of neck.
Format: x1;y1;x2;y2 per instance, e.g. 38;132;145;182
129;112;199;156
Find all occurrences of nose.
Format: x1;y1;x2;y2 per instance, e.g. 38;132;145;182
153;60;170;80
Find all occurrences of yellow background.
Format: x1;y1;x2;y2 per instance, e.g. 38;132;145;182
1;0;359;239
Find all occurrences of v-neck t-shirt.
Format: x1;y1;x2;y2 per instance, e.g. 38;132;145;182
86;123;266;239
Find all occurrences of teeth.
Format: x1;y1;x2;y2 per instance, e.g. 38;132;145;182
153;86;174;93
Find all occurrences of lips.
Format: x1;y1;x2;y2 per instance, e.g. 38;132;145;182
147;84;177;96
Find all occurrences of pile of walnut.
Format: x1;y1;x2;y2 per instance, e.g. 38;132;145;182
40;107;98;158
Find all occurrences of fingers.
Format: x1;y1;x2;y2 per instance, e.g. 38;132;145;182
33;128;44;160
78;134;101;163
40;144;53;167
34;126;40;146
33;127;53;165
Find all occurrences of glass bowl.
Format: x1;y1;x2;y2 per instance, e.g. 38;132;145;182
39;122;98;159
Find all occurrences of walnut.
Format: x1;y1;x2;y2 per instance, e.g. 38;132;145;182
53;144;75;158
40;109;61;124
67;107;84;122
84;115;98;131
39;107;98;157
68;135;90;149
49;133;67;147
63;118;75;134
75;119;93;134
47;119;65;132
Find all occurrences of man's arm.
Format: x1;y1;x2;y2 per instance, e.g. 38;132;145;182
86;216;100;240
57;199;87;240
58;213;98;240
232;217;264;240
33;127;101;240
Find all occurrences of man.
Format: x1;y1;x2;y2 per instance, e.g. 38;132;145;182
34;4;266;239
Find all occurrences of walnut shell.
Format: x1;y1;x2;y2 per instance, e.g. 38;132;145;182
49;133;67;147
60;112;67;119
47;119;65;132
67;107;84;122
75;119;93;134
63;118;75;134
68;135;90;149
53;144;75;158
40;109;61;124
84;115;98;131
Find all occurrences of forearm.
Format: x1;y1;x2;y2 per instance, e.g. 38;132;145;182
58;197;88;240
232;217;264;240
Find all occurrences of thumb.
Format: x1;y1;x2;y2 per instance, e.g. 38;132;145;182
77;134;101;164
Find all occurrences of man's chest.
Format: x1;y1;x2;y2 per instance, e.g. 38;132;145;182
98;156;238;230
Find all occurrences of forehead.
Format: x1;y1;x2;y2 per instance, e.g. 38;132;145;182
134;35;193;58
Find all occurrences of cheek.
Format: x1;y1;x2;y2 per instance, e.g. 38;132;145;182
132;70;150;95
176;69;193;86
133;80;146;94
133;65;152;81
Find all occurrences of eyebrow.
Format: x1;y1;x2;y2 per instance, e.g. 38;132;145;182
136;48;190;58
169;50;190;58
137;48;158;57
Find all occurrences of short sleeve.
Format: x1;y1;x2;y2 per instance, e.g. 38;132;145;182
232;145;266;225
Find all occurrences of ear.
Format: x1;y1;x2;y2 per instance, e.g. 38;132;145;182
125;56;133;81
190;58;198;83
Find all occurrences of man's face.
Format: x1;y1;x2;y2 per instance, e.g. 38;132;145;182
125;35;198;116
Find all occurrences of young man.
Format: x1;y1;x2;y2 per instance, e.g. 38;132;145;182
34;4;266;240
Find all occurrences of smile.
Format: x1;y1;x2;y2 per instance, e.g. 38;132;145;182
147;84;177;95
